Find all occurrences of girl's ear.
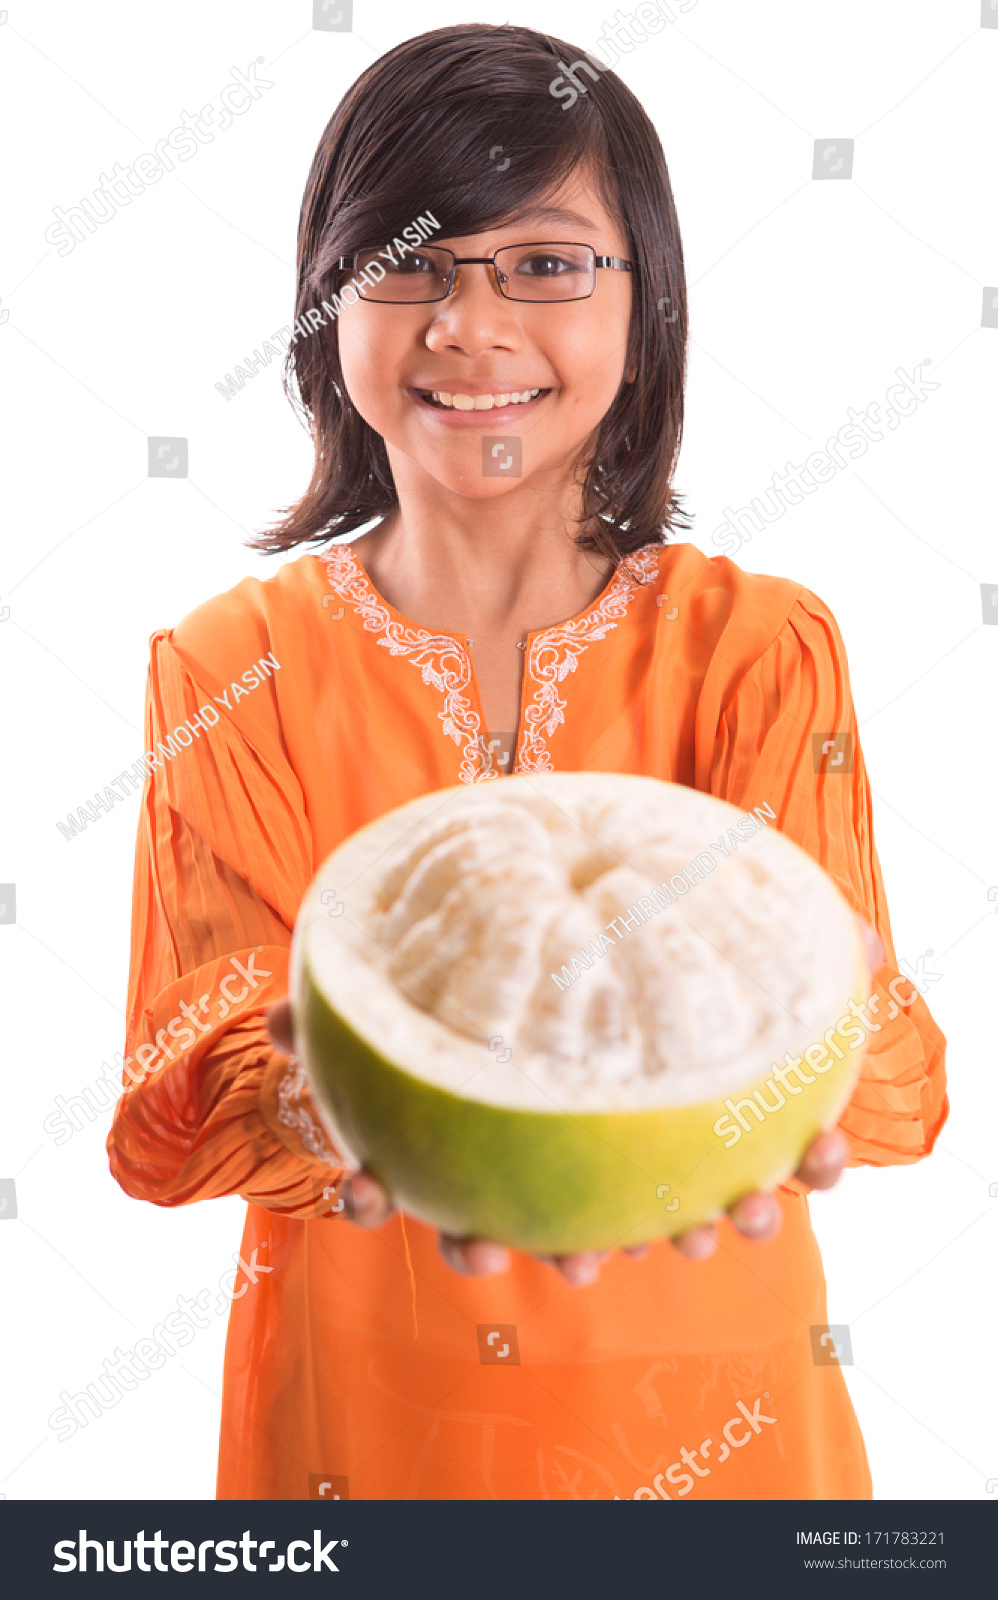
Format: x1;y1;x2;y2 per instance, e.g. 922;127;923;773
624;361;637;383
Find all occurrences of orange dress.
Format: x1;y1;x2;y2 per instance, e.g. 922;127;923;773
108;539;947;1500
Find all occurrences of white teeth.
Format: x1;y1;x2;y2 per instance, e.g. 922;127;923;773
427;389;540;410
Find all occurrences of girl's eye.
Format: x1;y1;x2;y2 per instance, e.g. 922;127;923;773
388;252;437;274
517;253;572;278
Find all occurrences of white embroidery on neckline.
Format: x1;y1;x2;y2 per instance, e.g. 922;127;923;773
517;544;661;773
322;543;489;783
321;542;661;782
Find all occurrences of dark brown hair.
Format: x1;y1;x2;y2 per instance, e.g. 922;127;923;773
253;23;690;561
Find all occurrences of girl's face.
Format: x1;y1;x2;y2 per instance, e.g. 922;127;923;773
335;172;634;505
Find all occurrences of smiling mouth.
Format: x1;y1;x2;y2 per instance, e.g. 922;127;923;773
419;388;545;411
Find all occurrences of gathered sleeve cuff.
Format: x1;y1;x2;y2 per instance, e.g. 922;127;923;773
707;587;949;1171
107;632;348;1218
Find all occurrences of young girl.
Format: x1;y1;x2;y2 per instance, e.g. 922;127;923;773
108;24;947;1500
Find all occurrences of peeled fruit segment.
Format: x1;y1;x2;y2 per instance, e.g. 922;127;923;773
292;773;869;1253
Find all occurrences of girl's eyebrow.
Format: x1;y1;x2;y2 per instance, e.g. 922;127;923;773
501;205;599;233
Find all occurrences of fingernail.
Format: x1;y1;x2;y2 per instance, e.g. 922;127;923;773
675;1230;715;1259
738;1201;774;1234
813;1135;846;1166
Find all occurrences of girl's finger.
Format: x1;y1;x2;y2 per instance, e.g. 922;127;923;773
343;1171;395;1229
551;1251;608;1285
670;1224;718;1260
438;1235;510;1276
265;998;295;1054
795;1127;849;1191
727;1191;782;1242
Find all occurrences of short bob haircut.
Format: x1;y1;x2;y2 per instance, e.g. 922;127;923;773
255;22;690;563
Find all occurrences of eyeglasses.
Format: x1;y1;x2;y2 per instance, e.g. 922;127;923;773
335;242;633;304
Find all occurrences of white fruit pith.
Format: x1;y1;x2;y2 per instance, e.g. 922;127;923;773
296;775;859;1114
294;775;868;1249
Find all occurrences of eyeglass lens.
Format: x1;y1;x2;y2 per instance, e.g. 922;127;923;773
353;243;597;302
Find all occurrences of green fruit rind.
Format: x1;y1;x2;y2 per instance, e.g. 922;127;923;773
297;943;868;1255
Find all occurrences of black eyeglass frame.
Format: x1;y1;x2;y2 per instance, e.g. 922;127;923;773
335;242;634;304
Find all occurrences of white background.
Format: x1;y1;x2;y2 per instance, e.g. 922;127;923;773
0;0;994;1501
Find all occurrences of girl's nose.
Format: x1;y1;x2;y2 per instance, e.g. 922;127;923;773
425;264;523;354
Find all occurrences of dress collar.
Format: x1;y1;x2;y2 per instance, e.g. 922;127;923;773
319;540;663;780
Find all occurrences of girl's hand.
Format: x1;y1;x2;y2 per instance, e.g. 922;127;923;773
266;917;884;1287
266;998;638;1285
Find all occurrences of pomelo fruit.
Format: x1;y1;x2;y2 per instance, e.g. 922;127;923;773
292;773;869;1254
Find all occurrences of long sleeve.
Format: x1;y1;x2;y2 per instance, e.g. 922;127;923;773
708;586;948;1168
107;631;346;1218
